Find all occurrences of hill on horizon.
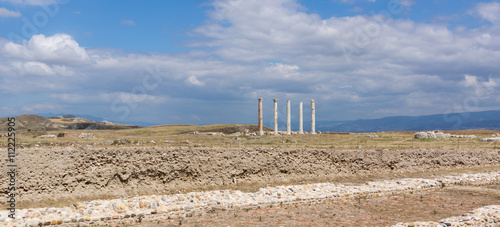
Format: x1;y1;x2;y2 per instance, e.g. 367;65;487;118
0;115;141;131
316;109;500;132
2;109;500;133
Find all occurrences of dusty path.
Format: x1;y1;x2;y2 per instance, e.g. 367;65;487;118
1;146;499;209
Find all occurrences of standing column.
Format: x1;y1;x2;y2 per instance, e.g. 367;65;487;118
273;99;279;135
286;100;291;135
311;99;316;134
258;98;263;136
299;102;304;134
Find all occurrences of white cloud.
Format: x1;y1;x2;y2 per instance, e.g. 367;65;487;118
1;0;500;123
472;1;500;23
0;7;21;18
399;0;414;7
11;61;54;76
121;20;136;26
3;34;90;65
185;75;205;86
0;0;58;5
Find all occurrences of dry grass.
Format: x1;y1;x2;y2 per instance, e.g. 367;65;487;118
2;125;500;150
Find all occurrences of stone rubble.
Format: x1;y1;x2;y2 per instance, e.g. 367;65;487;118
414;131;477;140
481;137;500;142
0;172;498;226
393;205;500;227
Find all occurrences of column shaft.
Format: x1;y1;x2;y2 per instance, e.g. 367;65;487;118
258;98;263;136
299;102;303;134
273;99;279;135
311;99;316;134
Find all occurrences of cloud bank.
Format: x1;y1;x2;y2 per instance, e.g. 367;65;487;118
1;0;499;126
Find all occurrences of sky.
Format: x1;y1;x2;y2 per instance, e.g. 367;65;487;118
0;0;499;128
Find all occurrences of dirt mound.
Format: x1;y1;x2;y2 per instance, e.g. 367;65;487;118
199;124;272;134
0;115;67;131
1;147;499;208
0;115;141;131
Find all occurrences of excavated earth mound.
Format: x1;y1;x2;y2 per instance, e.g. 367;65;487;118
1;147;499;208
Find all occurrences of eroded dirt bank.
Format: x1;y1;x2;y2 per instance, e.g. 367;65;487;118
1;147;499;208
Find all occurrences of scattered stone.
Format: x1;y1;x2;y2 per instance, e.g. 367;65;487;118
39;135;57;139
366;135;379;138
414;131;477;140
450;135;476;138
0;172;498;226
480;137;500;142
414;131;451;139
112;138;130;145
393;205;500;227
101;141;113;145
79;133;95;139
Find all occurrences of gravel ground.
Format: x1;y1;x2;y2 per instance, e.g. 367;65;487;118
137;185;500;227
0;172;498;226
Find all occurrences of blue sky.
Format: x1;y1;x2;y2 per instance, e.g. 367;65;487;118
0;0;499;128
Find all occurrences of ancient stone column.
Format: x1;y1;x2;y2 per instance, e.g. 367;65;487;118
286;100;291;135
273;99;279;135
299;102;304;134
258;98;263;136
311;99;316;134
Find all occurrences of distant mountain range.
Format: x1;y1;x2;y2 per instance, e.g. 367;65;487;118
0;114;141;131
314;110;500;132
36;113;157;127
2;110;499;132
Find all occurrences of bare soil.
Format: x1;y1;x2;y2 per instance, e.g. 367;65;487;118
1;146;499;210
137;184;500;226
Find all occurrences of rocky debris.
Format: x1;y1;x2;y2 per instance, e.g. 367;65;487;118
150;140;156;144
164;141;175;144
0;172;498;227
101;141;114;145
79;133;95;139
414;131;451;139
3;146;499;211
480;137;500;142
366;135;379;138
492;133;500;137
414;131;476;139
393;205;500;227
0;133;8;137
39;135;56;139
112;138;130;145
101;120;116;125
450;135;476;138
204;132;225;136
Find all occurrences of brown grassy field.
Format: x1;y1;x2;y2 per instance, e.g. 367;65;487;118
3;124;500;150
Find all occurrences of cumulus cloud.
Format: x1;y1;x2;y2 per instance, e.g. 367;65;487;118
0;0;59;5
1;0;500;124
121;20;136;26
3;34;90;65
472;1;500;23
0;7;21;18
185;75;205;86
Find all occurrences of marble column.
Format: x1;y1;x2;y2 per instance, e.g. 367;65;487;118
299;102;304;134
286;100;291;135
311;99;316;134
258;98;263;136
274;99;279;135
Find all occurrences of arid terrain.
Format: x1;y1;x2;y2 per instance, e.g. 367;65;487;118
1;146;499;207
1;117;499;226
